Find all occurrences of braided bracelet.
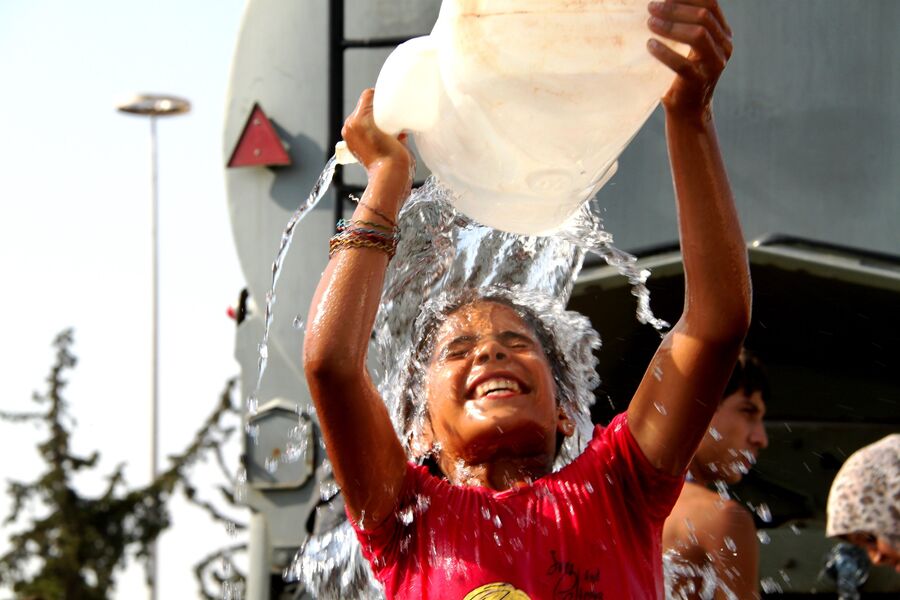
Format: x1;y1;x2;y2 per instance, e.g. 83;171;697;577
329;236;397;258
329;225;398;259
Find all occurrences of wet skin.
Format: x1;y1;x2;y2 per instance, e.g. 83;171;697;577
690;390;769;485
422;301;573;487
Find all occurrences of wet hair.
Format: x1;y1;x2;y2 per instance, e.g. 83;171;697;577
722;348;771;404
391;286;600;470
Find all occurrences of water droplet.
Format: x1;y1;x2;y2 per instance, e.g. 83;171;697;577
653;401;668;416
709;427;723;441
653;365;663;381
714;480;730;501
226;521;237;537
760;577;782;593
755;503;772;523
398;505;415;525
790;523;802;535
293;315;305;330
246;394;259;416
265;456;279;474
493;515;502;529
319;479;339;501
235;467;247;503
757;530;771;544
258;342;268;360
779;569;791;584
284;440;306;463
481;506;491;521
723;536;737;553
245;423;260;445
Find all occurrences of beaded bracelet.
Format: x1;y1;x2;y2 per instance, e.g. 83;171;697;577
333;223;398;241
336;218;394;233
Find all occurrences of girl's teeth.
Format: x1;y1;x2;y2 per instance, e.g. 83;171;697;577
476;379;520;397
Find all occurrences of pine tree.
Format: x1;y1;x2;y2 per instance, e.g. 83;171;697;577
0;330;246;599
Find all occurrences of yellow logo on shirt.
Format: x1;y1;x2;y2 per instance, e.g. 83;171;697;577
463;582;531;599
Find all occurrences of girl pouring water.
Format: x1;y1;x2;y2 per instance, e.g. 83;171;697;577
303;1;748;597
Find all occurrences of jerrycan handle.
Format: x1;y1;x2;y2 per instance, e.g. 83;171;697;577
334;141;357;165
334;36;439;167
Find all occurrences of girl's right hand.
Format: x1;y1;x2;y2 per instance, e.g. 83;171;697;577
342;89;414;182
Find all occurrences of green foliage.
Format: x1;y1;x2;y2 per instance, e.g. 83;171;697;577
0;330;243;600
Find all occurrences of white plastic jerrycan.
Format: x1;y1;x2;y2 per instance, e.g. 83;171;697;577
339;0;687;235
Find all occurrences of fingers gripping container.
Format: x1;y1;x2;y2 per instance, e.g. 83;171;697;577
369;0;687;235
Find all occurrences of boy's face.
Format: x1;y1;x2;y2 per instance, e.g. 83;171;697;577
423;301;567;468
693;389;769;484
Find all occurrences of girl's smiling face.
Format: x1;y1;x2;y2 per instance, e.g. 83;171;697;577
422;301;571;470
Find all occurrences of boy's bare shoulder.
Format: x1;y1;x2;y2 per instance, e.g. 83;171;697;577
666;484;756;555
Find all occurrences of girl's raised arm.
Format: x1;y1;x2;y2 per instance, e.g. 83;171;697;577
627;0;752;476
304;89;412;528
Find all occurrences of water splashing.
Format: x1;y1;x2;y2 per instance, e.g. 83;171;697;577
714;480;730;501
320;479;340;503
284;417;312;463
285;170;672;598
247;155;338;438
664;550;738;600
235;466;247;503
367;177;670;471
246;394;258;417
284;520;384;599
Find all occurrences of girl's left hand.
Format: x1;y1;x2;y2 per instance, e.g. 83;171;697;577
647;0;733;120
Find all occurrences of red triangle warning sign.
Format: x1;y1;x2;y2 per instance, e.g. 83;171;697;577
227;103;292;168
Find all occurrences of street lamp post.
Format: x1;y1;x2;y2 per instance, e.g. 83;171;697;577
116;93;191;600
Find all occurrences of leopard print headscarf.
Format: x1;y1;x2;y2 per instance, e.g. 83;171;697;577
826;434;900;549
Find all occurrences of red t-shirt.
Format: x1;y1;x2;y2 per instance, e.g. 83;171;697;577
351;413;684;599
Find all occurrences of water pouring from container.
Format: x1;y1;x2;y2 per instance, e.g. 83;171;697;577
336;0;688;235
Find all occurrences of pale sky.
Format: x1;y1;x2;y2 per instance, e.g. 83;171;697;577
0;0;252;597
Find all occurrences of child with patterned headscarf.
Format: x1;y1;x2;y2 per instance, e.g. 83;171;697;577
826;434;900;572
